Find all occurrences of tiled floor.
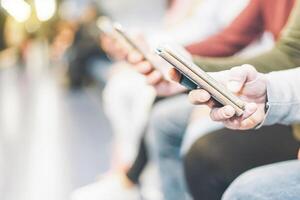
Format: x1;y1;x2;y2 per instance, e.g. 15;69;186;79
0;43;113;200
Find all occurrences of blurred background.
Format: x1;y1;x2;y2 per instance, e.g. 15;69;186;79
0;1;116;200
0;0;277;200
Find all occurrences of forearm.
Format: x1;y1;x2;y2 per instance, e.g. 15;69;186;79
194;0;300;73
262;67;300;126
186;0;263;57
193;46;300;73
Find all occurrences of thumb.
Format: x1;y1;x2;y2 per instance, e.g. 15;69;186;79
168;68;182;83
298;148;300;160
227;64;258;93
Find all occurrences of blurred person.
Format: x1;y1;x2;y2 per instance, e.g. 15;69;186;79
66;3;110;89
50;21;76;63
100;0;266;200
72;0;257;200
2;15;28;66
184;64;300;200
72;0;167;200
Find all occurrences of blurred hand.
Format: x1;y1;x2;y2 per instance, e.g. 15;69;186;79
127;49;186;96
170;64;267;130
100;34;128;60
100;32;187;96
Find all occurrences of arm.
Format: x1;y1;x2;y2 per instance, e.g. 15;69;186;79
263;68;300;125
165;0;230;45
194;0;300;73
185;0;264;57
173;65;300;130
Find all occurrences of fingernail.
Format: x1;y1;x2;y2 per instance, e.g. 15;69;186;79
227;81;241;92
224;106;235;116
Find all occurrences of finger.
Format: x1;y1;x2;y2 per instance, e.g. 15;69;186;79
115;46;128;59
188;89;211;105
147;70;163;85
241;103;258;120
210;105;236;121
223;103;262;130
127;50;143;64
227;64;258;93
135;61;153;74
206;99;218;108
240;105;264;129
107;40;127;59
168;68;181;83
223;118;241;130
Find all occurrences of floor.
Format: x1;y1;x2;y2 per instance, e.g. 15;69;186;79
0;42;113;200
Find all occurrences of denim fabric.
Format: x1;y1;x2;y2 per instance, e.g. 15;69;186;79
222;160;300;200
147;94;193;200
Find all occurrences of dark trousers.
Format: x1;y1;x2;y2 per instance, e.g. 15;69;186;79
184;125;300;200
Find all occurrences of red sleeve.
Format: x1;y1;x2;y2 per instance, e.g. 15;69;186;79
185;0;264;57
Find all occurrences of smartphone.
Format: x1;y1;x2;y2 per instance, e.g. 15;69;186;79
156;45;245;116
97;18;155;65
97;20;197;91
97;16;114;35
112;24;157;67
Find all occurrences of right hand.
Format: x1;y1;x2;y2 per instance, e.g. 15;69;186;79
127;49;187;96
100;34;128;60
100;32;186;96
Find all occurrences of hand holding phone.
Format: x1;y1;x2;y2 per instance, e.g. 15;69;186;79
97;17;128;60
156;45;246;116
186;65;267;130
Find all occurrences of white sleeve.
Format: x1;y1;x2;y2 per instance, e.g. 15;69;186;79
262;67;300;126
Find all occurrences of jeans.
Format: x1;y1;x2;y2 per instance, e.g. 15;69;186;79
147;94;193;200
222;160;300;200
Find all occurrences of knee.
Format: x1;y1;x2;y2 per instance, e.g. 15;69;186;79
148;96;188;139
147;98;178;150
222;165;278;200
148;98;171;135
147;95;191;153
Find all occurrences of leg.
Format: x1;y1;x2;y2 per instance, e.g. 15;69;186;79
125;97;165;184
184;125;299;200
222;160;300;200
126;133;148;184
147;94;194;200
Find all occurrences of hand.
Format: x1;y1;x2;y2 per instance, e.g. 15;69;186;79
101;32;187;96
100;34;128;60
127;49;186;96
169;64;267;130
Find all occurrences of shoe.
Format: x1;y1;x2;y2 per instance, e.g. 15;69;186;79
71;174;140;200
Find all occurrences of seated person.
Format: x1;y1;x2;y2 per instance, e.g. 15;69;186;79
117;0;298;199
162;1;300;198
185;64;300;200
94;0;298;199
83;1;255;200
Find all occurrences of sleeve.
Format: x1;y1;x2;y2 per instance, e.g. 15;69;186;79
165;0;226;45
193;0;300;73
185;0;264;57
261;68;300;126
